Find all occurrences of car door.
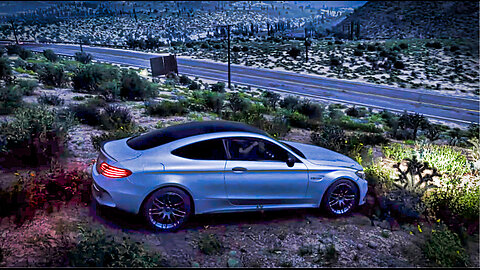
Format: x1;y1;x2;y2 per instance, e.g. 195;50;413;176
224;137;309;206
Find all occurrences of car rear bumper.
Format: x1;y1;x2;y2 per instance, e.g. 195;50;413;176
92;162;147;215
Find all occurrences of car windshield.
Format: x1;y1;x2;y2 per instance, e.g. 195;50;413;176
279;141;306;159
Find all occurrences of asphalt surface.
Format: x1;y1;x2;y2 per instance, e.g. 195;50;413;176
14;42;480;124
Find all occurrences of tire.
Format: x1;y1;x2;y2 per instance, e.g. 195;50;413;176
142;187;192;232
322;179;359;216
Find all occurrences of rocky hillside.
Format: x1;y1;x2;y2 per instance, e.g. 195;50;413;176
333;1;479;40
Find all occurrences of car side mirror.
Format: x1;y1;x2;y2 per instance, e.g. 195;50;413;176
286;157;295;167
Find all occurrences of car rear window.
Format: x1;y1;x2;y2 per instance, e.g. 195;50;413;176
126;120;268;150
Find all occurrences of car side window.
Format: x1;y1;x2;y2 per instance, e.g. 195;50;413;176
172;139;227;160
227;138;293;162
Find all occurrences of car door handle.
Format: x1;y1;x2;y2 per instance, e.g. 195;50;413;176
232;167;247;173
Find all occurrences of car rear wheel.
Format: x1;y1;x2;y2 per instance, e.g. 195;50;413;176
143;187;192;232
322;179;358;216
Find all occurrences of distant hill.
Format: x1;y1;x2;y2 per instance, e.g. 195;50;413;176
333;1;479;40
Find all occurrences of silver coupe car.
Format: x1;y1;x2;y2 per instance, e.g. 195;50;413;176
92;120;367;231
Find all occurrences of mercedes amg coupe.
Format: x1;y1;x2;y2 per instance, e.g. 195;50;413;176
92;120;368;231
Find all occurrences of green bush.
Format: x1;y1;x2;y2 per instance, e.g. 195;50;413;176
210;82;225;93
18;48;33;60
311;125;347;153
98;81;120;102
0;85;23;115
364;163;396;188
38;64;66;87
179;75;192;85
72;64;119;93
70;103;101;126
201;90;224;114
280;95;300;111
74;51;93;64
188;81;200;90
68;225;167;267
145;100;188;117
288;47;301;59
262;91;281;110
37;93;65;106
297;100;324;120
99;105;134;131
423;226;469;267
43;49;58;62
6;44;22;55
345;106;367;117
416;144;470;176
197;233;224;255
0;57;12;81
288;111;310;129
227;92;250;113
17;79;38;95
120;69;157;100
0;105;74;167
353;49;363;56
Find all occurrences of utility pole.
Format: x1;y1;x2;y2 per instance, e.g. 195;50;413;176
227;24;231;89
9;19;18;44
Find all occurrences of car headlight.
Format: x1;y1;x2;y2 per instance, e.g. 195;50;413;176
355;170;365;179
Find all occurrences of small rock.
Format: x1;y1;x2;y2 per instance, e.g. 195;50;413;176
229;250;237;257
368;241;378;249
191;262;200;267
356;243;364;250
227;258;240;268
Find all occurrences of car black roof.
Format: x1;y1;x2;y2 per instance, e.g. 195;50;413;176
126;120;269;150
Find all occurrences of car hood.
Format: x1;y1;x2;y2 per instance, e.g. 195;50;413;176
281;140;362;170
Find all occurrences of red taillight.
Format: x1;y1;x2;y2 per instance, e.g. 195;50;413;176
98;162;132;178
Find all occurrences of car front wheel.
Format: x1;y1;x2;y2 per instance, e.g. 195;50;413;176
142;187;192;232
322;179;359;216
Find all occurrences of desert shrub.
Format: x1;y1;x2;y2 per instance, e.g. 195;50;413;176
334;40;343;45
356;43;366;50
232;45;240;52
198;233;223;255
357;133;389;146
382;143;414;161
68;225;167;267
18;48;33;60
288;47;301;59
423;226;469;267
6;44;22;55
426;41;442;49
91;126;147;150
69;102;101;126
311;125;347;153
74;51;93;64
37;93;64;106
399;43;408;49
0;57;12;81
98;105;134;131
188;81;200;90
98;81;120;102
179;75;192;85
364;163;396;188
329;56;342;66
345;106;367;117
227;92;250;112
43;49;58;62
202;91;224;114
353;49;363;56
241;46;249;52
210;82;225;93
0;165;92;224
394;60;405;69
37;64;66;87
0;106;74;167
120;69;157;100
467;123;479;139
425;176;479;228
145;100;188;117
262;90;281;110
367;44;376;51
0;85;23;115
17;79;37;95
416;144;470;176
72;64;119;93
287;111;310;129
280;95;300;111
297;100;324;120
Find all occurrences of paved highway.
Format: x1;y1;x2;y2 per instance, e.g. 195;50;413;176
16;42;480;124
